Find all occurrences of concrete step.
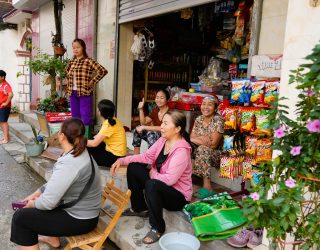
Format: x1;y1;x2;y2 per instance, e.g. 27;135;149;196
19;112;39;129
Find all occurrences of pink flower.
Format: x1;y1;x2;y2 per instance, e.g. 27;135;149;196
290;146;302;156
250;192;260;201
305;90;315;97
306;120;320;133
274;127;285;138
285;179;296;188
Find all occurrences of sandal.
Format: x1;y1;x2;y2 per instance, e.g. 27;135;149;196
192;188;215;199
142;229;162;244
122;208;149;218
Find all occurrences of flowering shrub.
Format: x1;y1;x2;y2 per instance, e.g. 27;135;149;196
241;44;320;249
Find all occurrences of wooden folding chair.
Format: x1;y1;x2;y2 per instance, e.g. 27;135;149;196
64;179;131;250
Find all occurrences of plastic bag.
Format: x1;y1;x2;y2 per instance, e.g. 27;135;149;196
199;58;222;86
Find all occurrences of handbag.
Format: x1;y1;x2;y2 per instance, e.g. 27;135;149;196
183;192;247;241
58;152;95;209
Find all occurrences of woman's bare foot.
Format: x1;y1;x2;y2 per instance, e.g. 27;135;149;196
38;236;60;248
0;139;8;144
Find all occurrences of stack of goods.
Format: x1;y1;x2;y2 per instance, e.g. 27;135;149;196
218;78;279;181
183;192;247;241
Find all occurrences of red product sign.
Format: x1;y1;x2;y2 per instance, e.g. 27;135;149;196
45;112;72;122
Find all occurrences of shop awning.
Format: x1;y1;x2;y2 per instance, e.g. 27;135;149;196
12;0;51;11
119;0;219;24
3;9;32;24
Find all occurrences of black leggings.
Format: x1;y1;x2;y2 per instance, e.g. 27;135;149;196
11;208;98;246
127;162;188;233
87;142;122;168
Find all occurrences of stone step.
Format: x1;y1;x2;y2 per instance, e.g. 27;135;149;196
19;112;39;129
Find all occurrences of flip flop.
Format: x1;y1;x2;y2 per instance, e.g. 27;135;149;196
122;208;149;218
142;229;162;244
0;140;9;145
192;188;215;199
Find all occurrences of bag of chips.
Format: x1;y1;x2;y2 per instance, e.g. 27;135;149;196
231;79;247;104
250;81;266;107
264;80;279;106
254;109;272;137
256;139;273;163
242;157;254;180
222;107;238;130
220;156;233;179
240;107;258;133
245;135;258;157
223;135;235;151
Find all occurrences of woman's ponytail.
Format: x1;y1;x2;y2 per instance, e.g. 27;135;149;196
107;117;116;126
73;134;87;157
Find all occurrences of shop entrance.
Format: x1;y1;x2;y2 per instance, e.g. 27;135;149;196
117;0;253;129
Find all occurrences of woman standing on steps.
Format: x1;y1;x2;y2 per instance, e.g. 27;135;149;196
10;118;101;250
191;96;224;199
65;38;108;138
111;110;192;244
0;70;13;144
132;89;170;154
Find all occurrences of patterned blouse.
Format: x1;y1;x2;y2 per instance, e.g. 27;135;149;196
192;113;225;146
65;57;108;96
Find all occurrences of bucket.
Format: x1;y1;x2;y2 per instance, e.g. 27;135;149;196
25;143;45;157
159;232;200;250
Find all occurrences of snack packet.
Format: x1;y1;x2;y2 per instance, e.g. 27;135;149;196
245;135;258;157
254;109;272;137
250;80;266;106
242;157;254;180
223;135;235;151
220;156;233;179
222;107;238;130
256;138;273;163
240;107;259;133
231;79;247;104
264;81;279;106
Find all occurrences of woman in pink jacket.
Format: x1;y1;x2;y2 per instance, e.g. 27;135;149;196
111;110;192;244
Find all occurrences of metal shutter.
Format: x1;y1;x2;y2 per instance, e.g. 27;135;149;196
119;0;218;24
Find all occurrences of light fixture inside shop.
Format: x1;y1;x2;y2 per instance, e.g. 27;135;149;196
310;0;320;7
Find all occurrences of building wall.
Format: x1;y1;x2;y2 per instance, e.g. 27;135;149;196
258;0;289;55
0;29;19;106
280;0;320;120
38;0;76;99
96;0;117;123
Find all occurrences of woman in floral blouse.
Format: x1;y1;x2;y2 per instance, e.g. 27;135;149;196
191;96;224;199
65;38;107;137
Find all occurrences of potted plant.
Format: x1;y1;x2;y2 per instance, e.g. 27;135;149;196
28;49;68;97
25;125;47;157
241;43;320;249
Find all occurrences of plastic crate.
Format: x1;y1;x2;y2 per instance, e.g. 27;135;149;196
168;101;176;109
175;101;201;111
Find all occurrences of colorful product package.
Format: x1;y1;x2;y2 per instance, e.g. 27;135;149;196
264;81;279;106
254;109;272;137
220;156;233;179
242;157;254;180
231;79;247;104
256;138;273;163
222;107;238;130
240;107;259;133
223;135;235;151
245;135;258;157
250;81;266;106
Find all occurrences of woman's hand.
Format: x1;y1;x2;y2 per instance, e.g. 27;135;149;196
136;125;145;134
22;190;42;203
111;160;121;176
24;199;35;208
137;98;145;110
